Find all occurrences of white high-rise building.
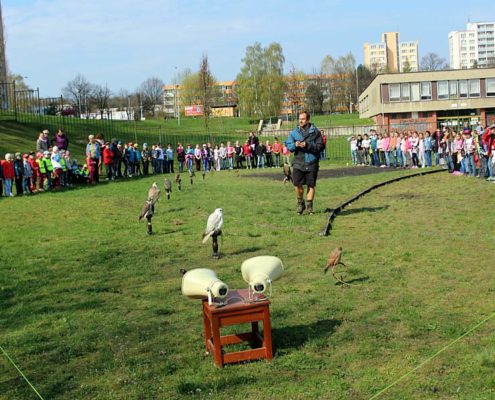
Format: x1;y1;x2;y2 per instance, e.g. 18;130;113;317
449;21;495;69
364;32;419;73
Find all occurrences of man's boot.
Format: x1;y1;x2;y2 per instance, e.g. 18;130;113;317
296;198;306;214
306;200;314;215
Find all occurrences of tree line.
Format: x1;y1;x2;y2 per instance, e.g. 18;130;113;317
10;43;495;126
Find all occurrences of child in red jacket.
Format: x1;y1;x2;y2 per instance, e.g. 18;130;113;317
2;153;15;197
28;152;40;192
102;143;114;180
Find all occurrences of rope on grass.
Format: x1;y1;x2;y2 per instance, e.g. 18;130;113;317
368;310;495;400
320;169;447;236
0;345;45;400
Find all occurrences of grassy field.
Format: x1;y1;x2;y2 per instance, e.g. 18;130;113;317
1;166;494;399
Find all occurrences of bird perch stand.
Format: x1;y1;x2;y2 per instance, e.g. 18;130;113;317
211;230;222;259
146;215;153;235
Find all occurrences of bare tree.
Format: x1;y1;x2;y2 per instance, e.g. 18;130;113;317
62;74;93;116
92;84;112;118
420;53;448;71
198;53;219;134
138;77;164;116
286;65;305;117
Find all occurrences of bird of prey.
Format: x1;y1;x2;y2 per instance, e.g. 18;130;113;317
164;178;172;200
234;169;240;177
202;208;224;244
148;182;161;205
283;163;292;184
202;171;206;180
139;199;154;235
139;199;154;222
324;247;348;285
188;169;195;185
174;173;181;191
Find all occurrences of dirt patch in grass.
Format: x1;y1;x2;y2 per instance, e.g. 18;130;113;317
246;166;401;181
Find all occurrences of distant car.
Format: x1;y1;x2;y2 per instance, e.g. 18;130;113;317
61;108;76;116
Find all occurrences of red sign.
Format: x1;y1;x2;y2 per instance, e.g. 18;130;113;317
185;105;203;116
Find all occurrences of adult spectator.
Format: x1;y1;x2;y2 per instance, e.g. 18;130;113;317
54;129;69;150
248;131;259;167
36;130;49;152
86;135;100;184
286;110;324;215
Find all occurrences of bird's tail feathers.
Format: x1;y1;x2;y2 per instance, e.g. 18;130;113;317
202;232;212;244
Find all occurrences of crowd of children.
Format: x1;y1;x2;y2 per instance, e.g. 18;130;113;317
348;124;495;180
0;130;298;197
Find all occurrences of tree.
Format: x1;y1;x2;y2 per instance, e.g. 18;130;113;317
62;74;93;116
198;53;218;134
356;64;377;97
138;77;164;116
260;42;285;117
92;84;112;118
321;55;336;113
286;65;305;117
305;83;324;115
236;42;286;118
402;59;413;73
420;52;448;71
180;68;202;108
8;72;31;91
236;42;264;117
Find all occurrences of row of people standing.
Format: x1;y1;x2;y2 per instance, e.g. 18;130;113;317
348;124;495;179
182;139;291;172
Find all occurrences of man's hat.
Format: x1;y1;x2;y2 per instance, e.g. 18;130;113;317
489;124;495;129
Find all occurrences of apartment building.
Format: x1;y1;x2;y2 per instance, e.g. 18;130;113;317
364;32;419;73
449;21;495;69
359;68;495;131
162;81;237;118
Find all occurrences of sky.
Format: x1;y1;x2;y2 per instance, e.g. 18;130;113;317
3;0;495;97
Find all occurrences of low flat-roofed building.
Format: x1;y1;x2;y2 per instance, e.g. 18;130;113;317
359;68;495;132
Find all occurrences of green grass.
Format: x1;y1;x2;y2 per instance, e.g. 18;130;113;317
1;167;494;399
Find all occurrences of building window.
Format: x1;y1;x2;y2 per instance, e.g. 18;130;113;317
401;83;410;101
389;84;400;102
449;81;458;98
411;82;420;101
420;82;431;100
459;80;468;98
486;78;495;96
438;81;449;99
469;79;480;97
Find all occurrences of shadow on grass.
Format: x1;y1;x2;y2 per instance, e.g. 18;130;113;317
334;275;370;286
272;319;342;352
229;246;263;256
339;205;389;216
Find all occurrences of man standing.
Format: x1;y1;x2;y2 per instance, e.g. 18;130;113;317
286;110;324;214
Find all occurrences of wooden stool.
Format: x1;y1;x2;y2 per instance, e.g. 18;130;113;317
202;288;273;367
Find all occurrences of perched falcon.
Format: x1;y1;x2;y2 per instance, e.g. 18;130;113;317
164;178;172;200
174;173;182;191
283;163;292;184
139;199;154;222
148;182;161;205
324;247;343;274
202;208;224;244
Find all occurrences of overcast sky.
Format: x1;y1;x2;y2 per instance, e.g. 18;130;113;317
3;0;495;96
